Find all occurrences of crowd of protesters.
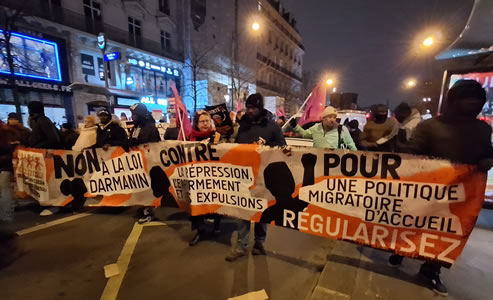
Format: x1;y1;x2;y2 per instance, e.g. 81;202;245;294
1;80;493;296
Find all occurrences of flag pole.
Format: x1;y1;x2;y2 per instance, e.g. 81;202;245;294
282;92;312;130
176;98;187;141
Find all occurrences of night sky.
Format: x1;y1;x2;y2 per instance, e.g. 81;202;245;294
281;0;475;108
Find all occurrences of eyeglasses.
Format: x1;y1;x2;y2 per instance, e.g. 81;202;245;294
198;119;211;123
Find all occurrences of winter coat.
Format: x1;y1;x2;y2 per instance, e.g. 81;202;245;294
60;130;79;150
8;124;31;146
96;120;128;148
399;108;421;141
164;127;179;141
294;123;357;150
0;124;14;172
360;118;398;152
29;115;61;149
236;109;286;146
190;129;221;143
403;116;493;165
129;119;161;146
72;126;97;151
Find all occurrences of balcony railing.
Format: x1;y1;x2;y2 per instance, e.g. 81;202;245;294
2;0;184;62
257;53;302;82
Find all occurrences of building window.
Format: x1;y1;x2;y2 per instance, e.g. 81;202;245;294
128;17;142;46
160;30;171;50
159;0;170;15
258;0;262;11
83;0;102;33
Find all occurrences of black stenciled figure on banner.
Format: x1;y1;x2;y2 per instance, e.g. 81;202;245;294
149;166;178;208
60;178;87;210
260;153;316;228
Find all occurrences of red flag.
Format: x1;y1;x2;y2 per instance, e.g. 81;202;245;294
276;106;286;117
298;81;327;126
170;81;192;140
236;98;242;112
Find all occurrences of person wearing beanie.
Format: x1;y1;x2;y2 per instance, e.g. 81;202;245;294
60;122;79;150
292;106;357;150
95;108;128;149
393;102;421;148
360;104;398;152
388;79;493;296
129;103;161;147
225;93;286;262
129;103;161;224
27;101;61;149
7;113;31;146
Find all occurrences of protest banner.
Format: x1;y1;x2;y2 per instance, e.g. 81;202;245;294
15;141;487;265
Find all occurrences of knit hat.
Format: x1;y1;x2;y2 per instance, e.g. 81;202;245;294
245;93;264;110
321;106;337;118
7;113;19;120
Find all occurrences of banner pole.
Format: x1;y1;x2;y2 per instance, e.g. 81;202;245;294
282;92;311;130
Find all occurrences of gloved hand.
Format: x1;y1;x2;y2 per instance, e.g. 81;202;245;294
289;118;297;128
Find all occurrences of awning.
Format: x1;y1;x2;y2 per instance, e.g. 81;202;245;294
436;0;493;60
68;82;152;99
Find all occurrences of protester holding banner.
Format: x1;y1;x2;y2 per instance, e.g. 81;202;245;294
27;101;61;149
7;113;31;146
393;102;421;147
164;114;179;141
60;123;79;150
225;93;286;262
72;116;97;152
95;108;128;150
291;106;357;150
129;103;162;224
189;110;222;246
360;104;398;152
388;79;493;296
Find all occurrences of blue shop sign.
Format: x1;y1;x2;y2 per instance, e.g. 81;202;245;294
104;52;120;61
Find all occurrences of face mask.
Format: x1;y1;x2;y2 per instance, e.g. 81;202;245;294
375;115;387;122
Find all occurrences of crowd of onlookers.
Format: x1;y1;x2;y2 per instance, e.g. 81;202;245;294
1;80;493;296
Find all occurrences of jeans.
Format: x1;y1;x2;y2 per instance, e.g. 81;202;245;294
236;220;267;251
0;171;14;222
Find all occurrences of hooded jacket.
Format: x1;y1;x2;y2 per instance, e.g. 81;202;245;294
29;114;61;149
96;119;128;148
236;109;286;146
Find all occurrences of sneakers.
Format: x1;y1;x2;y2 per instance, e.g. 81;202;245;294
419;267;448;296
388;254;404;268
225;249;248;262
137;208;156;224
251;243;266;256
40;207;60;216
189;231;202;247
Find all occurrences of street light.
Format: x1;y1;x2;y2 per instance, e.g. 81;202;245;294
407;79;416;87
252;21;260;31
423;36;434;47
326;78;334;86
332;87;337;93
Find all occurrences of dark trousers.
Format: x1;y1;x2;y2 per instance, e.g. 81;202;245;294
191;214;221;232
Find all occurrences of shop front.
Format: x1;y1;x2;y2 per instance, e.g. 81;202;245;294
115;95;169;121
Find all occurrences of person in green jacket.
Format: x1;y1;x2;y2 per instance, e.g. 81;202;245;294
292;106;357;150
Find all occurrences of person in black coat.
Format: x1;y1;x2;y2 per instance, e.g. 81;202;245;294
129;103;161;147
60;123;79;150
226;93;286;262
129;103;161;223
27;101;61;149
95;108;128;150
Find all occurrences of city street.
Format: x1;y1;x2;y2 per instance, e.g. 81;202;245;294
1;204;492;300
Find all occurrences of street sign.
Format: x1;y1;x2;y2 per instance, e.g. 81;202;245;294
104;52;120;61
97;33;106;51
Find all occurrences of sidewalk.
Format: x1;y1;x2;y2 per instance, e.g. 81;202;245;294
310;209;493;300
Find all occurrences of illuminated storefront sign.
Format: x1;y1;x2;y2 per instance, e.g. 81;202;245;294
140;96;168;106
127;57;180;77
